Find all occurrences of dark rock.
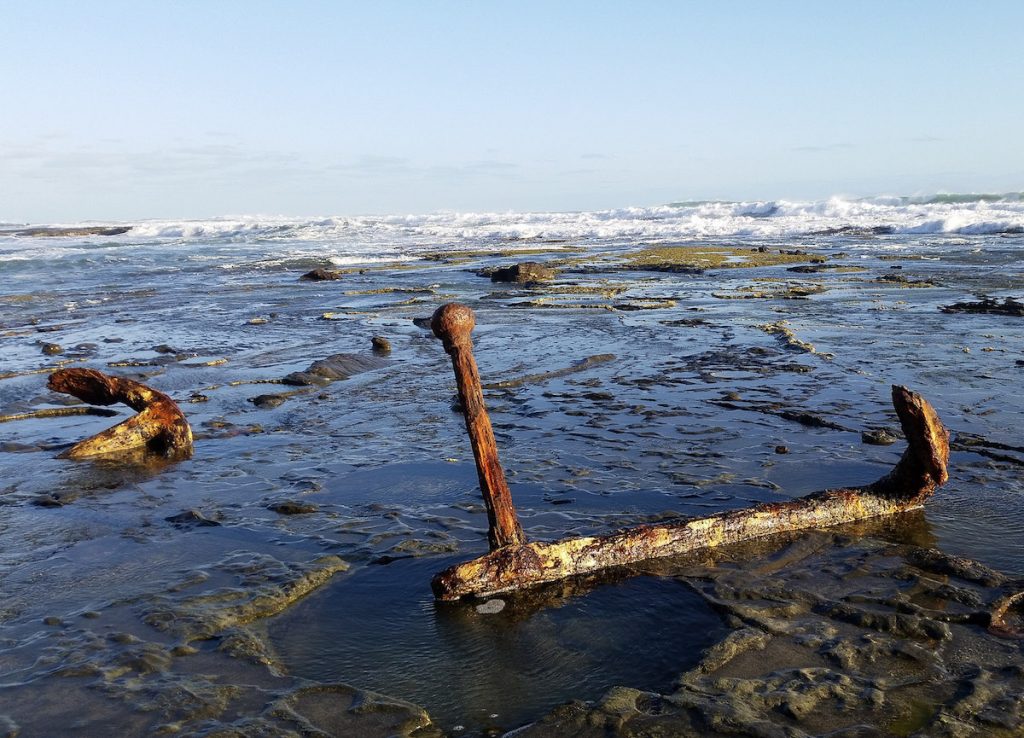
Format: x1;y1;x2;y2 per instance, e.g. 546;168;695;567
268;500;319;515
862;428;900;445
281;353;387;386
810;224;895;236
69;343;98;357
40;342;62;355
905;547;1007;587
775;445;790;454
661;317;708;327
778;410;849;431
786;263;864;274
1;442;41;452
33;493;69;507
152;344;181;354
300;268;341;281
249;393;288;409
187;393;210;403
412;317;433;329
165;510;221;529
940;296;1024;317
876;273;937;287
489;261;558;284
8;226;131;237
371;336;391;354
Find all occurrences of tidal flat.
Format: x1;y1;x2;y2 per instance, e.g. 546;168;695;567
1;225;1023;736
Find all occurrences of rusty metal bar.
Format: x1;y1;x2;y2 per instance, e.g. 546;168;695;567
432;303;525;550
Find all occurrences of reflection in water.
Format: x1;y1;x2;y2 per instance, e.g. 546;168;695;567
271;555;728;734
30;452;185;506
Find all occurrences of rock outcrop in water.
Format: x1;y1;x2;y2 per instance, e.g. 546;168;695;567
47;368;193;460
3;226;131;237
300;268;341;281
488;261;558;284
940;296;1024;316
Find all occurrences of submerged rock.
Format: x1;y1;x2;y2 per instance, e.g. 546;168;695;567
371;336;392;354
268;500;319;515
475;599;506;614
250;393;289;409
165;509;221;529
517;532;1024;738
271;684;435;738
778;409;849;430
862;428;900;445
282;353;387;386
143;552;348;642
151;344;182;354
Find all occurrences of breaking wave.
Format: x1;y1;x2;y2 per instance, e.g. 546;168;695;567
2;193;1022;265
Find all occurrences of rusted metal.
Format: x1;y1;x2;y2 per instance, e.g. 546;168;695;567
989;591;1024;639
0;406;119;424
431;303;525;549
428;304;950;601
47;368;193;460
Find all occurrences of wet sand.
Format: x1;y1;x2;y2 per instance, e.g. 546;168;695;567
1;233;1023;735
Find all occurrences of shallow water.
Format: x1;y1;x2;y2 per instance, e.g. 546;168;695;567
271;556;726;734
1;206;1023;735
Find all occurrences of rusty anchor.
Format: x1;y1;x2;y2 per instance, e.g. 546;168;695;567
429;303;950;601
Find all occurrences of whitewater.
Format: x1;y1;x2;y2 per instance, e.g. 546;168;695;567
2;194;1023;267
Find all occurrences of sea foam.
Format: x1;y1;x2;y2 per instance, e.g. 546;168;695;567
2;193;1022;266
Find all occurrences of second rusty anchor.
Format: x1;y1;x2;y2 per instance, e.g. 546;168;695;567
432;303;526;550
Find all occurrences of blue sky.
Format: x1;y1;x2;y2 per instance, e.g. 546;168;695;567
2;1;1021;222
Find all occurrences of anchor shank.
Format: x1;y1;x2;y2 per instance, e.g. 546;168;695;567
432;304;525;550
